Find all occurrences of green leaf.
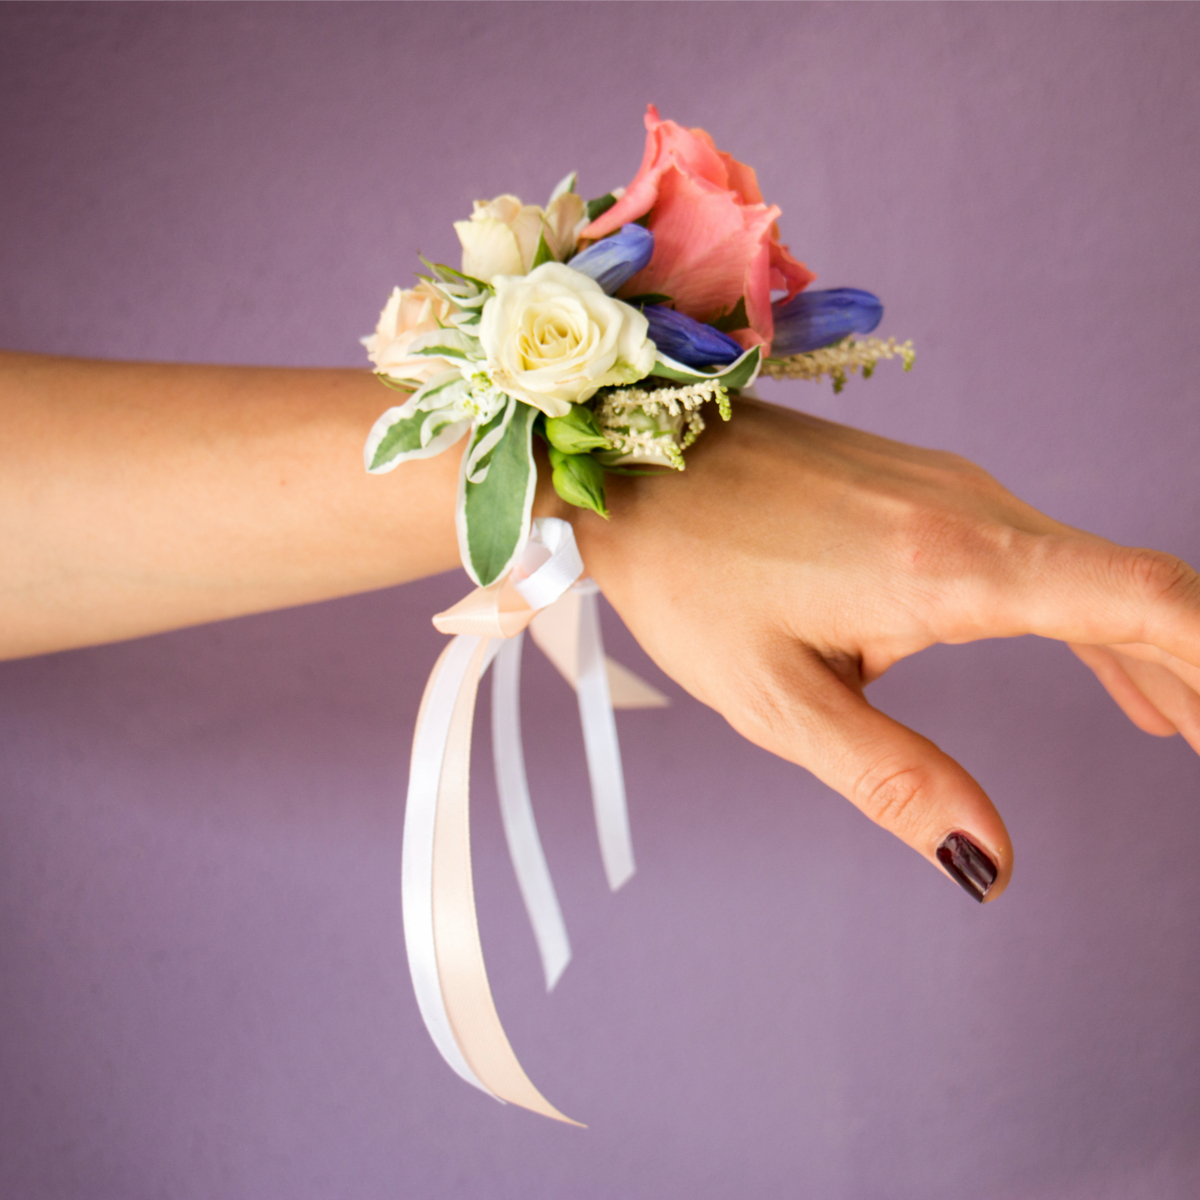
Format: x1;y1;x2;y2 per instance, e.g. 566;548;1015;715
464;395;516;481
409;369;469;412
622;293;673;308
405;326;479;362
530;231;555;270
365;404;468;473
368;409;424;470
548;445;608;518
652;344;762;392
459;401;538;586
585;193;619;223
418;256;492;294
709;297;749;333
544;406;610;454
376;373;425;393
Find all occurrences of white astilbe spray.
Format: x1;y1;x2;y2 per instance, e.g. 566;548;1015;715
593;379;730;470
761;336;916;393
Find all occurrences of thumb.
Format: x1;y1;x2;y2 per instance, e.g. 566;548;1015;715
731;647;1012;902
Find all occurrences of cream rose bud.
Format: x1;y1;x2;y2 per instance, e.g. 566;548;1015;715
541;190;586;263
454;195;544;282
361;283;457;385
479;263;657;418
454;192;588;282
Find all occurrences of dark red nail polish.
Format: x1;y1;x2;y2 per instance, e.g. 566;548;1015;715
936;832;997;903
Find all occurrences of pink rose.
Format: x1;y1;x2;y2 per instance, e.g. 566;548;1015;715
581;105;815;350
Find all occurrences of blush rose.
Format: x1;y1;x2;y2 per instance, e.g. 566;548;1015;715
361;282;459;386
581;105;815;350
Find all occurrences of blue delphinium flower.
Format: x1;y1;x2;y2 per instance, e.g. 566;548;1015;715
769;288;883;356
567;224;654;295
642;305;744;368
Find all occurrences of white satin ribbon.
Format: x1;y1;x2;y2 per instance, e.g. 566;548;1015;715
402;634;491;1096
403;517;666;1122
491;632;571;992
573;579;635;891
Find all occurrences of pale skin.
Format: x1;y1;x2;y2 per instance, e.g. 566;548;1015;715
5;350;1200;902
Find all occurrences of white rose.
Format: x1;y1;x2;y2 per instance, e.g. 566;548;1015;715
479;262;657;417
454;191;586;283
361;282;458;385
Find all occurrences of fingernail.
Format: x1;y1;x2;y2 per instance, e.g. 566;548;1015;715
936;832;998;903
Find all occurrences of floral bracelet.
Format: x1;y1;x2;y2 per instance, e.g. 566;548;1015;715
363;104;912;587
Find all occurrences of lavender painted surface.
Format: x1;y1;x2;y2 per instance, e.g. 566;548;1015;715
2;4;1199;1196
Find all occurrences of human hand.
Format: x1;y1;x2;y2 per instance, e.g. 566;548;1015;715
569;399;1200;902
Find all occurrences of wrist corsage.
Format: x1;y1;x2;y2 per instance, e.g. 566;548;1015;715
364;106;912;1123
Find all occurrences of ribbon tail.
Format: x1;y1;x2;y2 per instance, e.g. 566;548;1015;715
529;599;669;710
403;634;580;1124
575;586;636;891
491;633;572;992
401;635;493;1096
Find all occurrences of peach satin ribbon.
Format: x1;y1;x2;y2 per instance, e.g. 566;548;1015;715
402;518;666;1122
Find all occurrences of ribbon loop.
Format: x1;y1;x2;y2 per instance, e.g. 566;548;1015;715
433;517;583;640
511;517;585;610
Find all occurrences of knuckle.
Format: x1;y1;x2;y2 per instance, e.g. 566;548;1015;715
852;759;934;839
890;505;1020;624
891;503;965;568
894;500;1015;572
1123;548;1197;606
724;665;808;758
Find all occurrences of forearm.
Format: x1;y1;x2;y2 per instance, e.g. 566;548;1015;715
0;351;467;659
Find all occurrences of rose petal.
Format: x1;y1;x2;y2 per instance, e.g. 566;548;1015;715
716;150;764;206
618;168;779;330
581;105;729;239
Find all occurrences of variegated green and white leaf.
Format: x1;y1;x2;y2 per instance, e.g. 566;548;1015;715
375;373;428;393
464;393;517;484
364;401;470;474
421;258;492;294
419;278;469;311
451;289;489;312
404;327;480;363
652;344;762;392
410;368;470;412
457;399;538;586
452;301;485;322
419;407;468;449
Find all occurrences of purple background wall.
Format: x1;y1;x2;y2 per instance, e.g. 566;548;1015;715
2;4;1199;1197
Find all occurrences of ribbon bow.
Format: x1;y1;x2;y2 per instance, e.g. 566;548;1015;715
403;517;666;1123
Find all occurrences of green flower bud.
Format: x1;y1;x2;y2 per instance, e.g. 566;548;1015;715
548;445;609;518
544;405;611;455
